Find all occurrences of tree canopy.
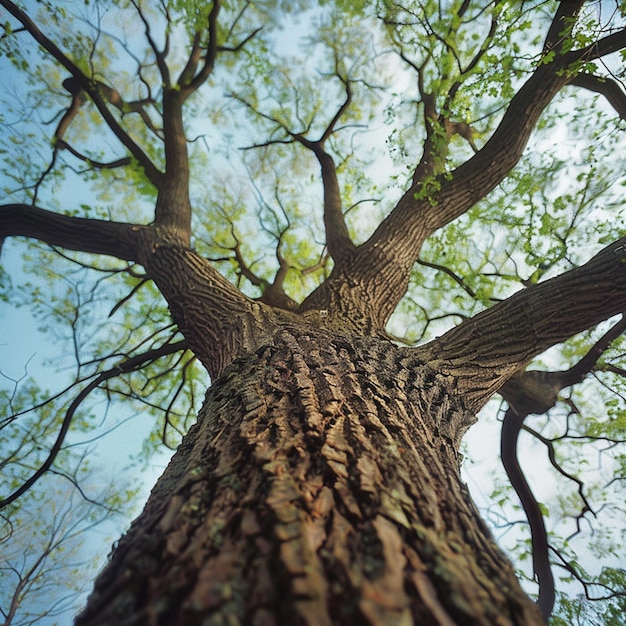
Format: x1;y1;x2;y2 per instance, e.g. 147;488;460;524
1;0;626;623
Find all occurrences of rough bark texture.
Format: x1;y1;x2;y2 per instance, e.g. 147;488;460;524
76;328;543;626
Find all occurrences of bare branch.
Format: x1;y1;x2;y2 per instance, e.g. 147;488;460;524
219;26;263;53
417;258;478;299
524;423;594;518
0;204;140;261
552;550;626;602
501;406;555;620
131;0;171;88
568;73;626;119
56;141;132;169
291;75;357;264
424;237;626;412
108;278;150;317
320;69;353;144
0;340;187;510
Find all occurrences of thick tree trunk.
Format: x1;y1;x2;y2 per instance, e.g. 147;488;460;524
76;327;543;626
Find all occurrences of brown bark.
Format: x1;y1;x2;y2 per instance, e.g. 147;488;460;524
156;90;193;244
76;327;543;626
425;236;626;412
0;204;140;261
134;230;277;378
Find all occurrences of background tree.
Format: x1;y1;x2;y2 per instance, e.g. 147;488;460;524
0;470;131;626
1;0;626;624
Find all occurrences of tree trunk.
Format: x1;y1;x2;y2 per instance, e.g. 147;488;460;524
76;327;544;626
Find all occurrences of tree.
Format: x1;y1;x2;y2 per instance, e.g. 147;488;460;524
0;0;625;623
0;472;130;626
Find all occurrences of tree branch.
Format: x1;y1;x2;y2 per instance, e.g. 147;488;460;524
499;313;626;416
563;26;626;64
315;148;355;265
93;81;160;134
423;236;626;412
568;73;626;120
335;7;626;331
501;406;555;620
417;258;477;299
186;0;221;93
178;31;205;90
0;340;187;510
131;0;171;89
156;88;192;242
235;75;357;266
497;314;626;620
56;141;132;169
0;0;164;189
0;204;140;262
542;0;586;54
136;241;277;378
292;73;356;265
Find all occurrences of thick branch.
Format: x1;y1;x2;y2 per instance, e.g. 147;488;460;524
156;90;192;242
422;236;626;412
501;406;555;621
563;25;626;63
497;314;626;620
287;134;355;265
500;314;626;416
134;236;280;377
178;31;205;90
318;149;355;265
369;61;569;258
0;204;140;261
329;14;626;331
186;0;221;93
542;0;586;54
292;75;356;265
236;66;357;266
568;73;626;119
292;132;355;264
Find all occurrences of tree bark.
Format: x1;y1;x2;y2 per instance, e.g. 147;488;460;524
76;327;543;626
